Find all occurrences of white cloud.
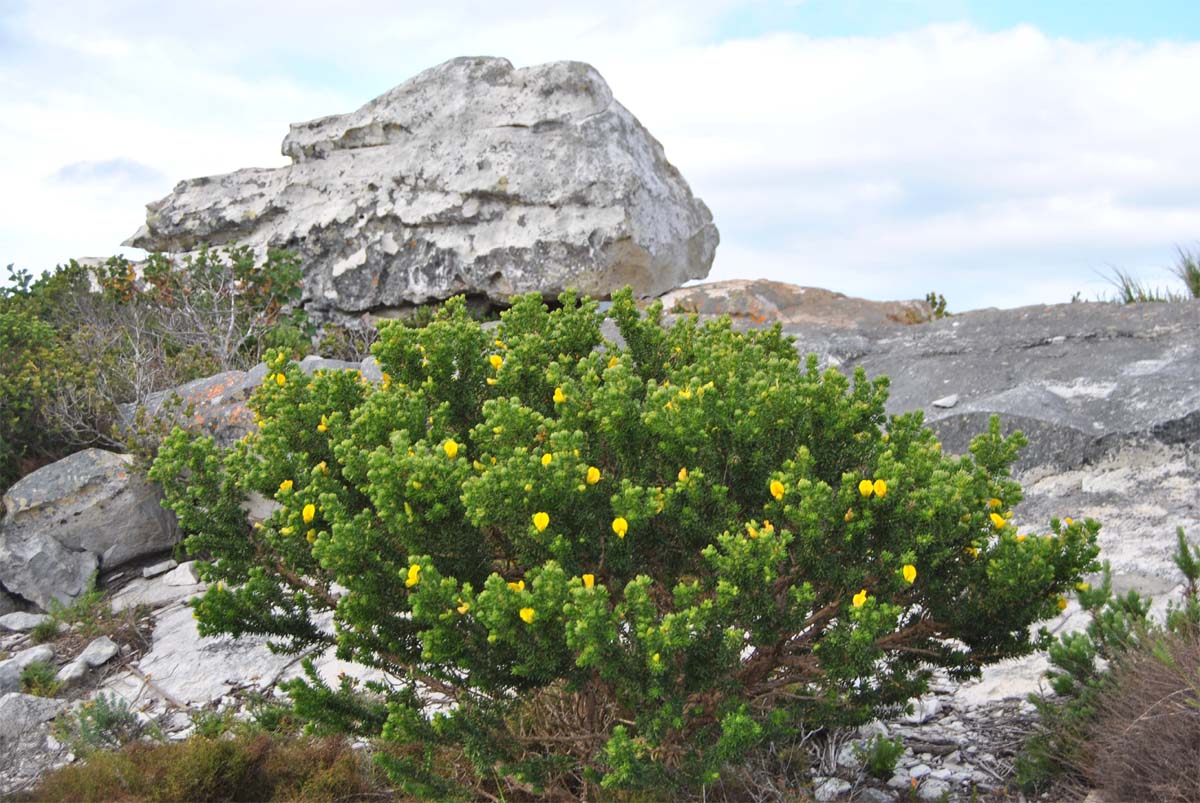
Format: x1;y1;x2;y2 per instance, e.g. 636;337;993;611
2;3;1198;309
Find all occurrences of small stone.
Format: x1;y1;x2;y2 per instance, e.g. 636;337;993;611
918;779;951;801
813;776;852;802
0;612;51;632
856;788;896;803
55;659;89;686
901;695;942;725
931;394;959;408
886;773;912;790
930;768;952;781
909;763;932;779
162;561;201;587
77;636;119;668
143;560;179;579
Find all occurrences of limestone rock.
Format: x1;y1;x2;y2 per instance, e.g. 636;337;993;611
78;635;119;668
161;561;201;587
0;449;178;609
125;57;717;319
0;693;69;796
0;612;49;633
0;644;55;694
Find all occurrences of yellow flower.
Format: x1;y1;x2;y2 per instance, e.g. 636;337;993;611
902;564;917;584
405;564;420;588
404;501;413;520
541;453;552;467
280;526;295;536
306;529;316;543
486;377;498;385
216;581;225;592
587;466;601;484
523;483;533;492
746;523;759;539
495;338;506;349
612;517;629;538
519;607;535;624
966;546;979;558
382;372;391;388
769;480;785;501
275;373;286;387
317;414;328;433
873;479;888;498
489;354;504;370
989;498;1003;509
607;355;619;369
583;574;595;589
532;512;550;532
279;479;293;493
473;460;485;471
457;599;470;614
1064;517;1074;526
858;479;874;497
1016;534;1027;543
314;461;327;474
762;520;774;534
507;580;525;592
844;508;855;522
989;512;1007;530
303;504;316;524
678;467;689;483
1057;597;1068;611
553;387;566;404
444;439;459;458
651;652;661;664
852;588;868;608
1076;581;1090;592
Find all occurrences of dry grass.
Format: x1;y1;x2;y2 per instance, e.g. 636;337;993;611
1085;632;1200;803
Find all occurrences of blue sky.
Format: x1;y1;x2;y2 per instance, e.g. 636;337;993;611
2;0;1199;311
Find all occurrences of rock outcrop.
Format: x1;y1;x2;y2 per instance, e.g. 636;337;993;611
125;57;718;320
0;449;179;610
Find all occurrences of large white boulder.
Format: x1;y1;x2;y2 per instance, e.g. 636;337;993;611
125;56;718;320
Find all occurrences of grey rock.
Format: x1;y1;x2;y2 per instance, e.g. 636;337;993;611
0;449;178;609
886;773;912;790
110;575;204;613
78;635;119;668
813;776;852;801
909;763;932;779
0;645;55;694
856;788;896;803
142;560;178;578
134;604;300;705
917;779;951;801
0;612;50;632
162;561;201;587
0;693;69;796
126;57;717;320
901;696;942;725
931;393;959;408
55;659;89;687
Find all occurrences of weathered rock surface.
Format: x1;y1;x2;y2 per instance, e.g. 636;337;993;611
0;693;69;796
0;449;178;610
126;57;717;319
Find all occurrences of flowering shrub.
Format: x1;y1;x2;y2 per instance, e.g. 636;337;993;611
152;289;1099;798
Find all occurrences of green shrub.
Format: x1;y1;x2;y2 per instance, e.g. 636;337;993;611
1017;527;1200;797
855;733;905;780
55;693;147;754
29;617;62;644
152;288;1099;799
0;248;311;496
20;659;62;697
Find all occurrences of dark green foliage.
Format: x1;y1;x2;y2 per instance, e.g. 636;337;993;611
20;659;62;697
855;733;906;780
153;288;1098;798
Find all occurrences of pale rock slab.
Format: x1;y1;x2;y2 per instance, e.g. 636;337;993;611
126;57;717;319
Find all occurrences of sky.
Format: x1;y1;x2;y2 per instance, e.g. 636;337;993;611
3;0;1200;312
